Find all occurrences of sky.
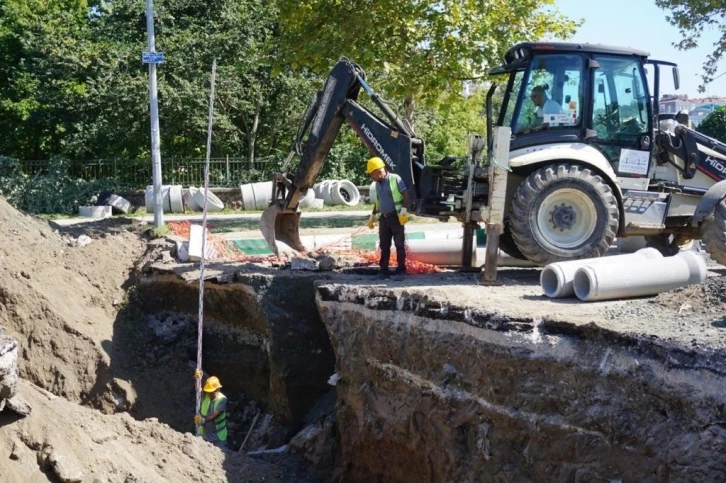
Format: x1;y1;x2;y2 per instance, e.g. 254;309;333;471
553;0;726;99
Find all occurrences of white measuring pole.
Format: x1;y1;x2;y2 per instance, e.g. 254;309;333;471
146;0;164;228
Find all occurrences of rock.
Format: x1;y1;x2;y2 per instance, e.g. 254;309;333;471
5;396;31;417
0;334;19;406
317;255;337;271
76;235;93;247
291;257;319;271
288;413;336;471
48;451;85;483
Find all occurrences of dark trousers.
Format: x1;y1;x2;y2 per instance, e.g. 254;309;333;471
379;212;406;273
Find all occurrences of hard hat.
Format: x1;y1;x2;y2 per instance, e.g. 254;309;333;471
366;157;386;174
203;376;222;392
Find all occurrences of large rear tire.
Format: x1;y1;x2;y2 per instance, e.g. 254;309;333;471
701;197;726;265
510;163;619;265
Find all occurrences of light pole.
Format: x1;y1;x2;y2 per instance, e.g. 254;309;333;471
145;0;163;228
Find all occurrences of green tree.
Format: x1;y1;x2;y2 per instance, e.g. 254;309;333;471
274;0;578;120
0;0;99;159
697;106;726;142
656;0;726;92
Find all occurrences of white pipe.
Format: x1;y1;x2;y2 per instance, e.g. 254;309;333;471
389;238;534;267
573;251;707;302
540;248;662;299
240;181;273;211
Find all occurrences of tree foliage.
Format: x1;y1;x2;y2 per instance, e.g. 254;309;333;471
275;0;578;103
697;106;726;142
656;0;726;92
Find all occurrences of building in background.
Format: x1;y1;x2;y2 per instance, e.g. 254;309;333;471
659;95;726;128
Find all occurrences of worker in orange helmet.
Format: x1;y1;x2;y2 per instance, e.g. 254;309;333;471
194;375;228;449
366;156;410;281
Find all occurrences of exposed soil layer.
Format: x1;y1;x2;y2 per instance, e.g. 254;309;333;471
316;282;726;482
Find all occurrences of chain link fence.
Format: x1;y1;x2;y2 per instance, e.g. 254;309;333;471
18;156;280;189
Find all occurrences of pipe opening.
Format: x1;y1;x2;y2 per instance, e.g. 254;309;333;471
540;267;561;298
573;268;593;301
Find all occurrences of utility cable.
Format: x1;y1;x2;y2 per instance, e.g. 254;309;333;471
195;58;218;436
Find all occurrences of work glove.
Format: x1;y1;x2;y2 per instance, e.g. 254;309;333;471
194;415;203;425
194;369;203;380
366;214;376;230
398;208;409;225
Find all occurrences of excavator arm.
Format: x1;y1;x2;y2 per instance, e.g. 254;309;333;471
260;59;425;255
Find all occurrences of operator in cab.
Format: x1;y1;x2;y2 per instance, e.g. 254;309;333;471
366;157;410;281
521;84;562;132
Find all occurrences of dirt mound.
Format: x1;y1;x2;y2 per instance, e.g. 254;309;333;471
0;197;146;407
0;198;319;481
0;380;309;482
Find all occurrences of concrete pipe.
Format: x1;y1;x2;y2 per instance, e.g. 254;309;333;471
299;189;316;208
145;185;172;213
540;248;662;299
330;180;360;206
389;238;535;267
394;238;477;266
193;188;225;212
573;251;707;302
169;185;184;213
369;181;377;204
320;181;336;205
183;187;201;212
79;205;112;218
240;181;273;211
313;183;325;198
617;236;647;253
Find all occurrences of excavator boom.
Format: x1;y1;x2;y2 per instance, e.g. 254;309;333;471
260;59;425;255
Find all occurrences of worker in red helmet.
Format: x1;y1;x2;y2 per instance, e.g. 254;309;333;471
194;375;228;449
366;157;410;281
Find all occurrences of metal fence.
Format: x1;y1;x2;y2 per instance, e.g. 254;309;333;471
17;156;280;189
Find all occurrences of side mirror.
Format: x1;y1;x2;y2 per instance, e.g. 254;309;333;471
673;67;680;91
598;83;604;94
565;95;571;103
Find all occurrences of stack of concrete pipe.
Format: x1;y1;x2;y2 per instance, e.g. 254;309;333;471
145;185;224;213
541;248;708;302
239;181;318;211
313;180;360;206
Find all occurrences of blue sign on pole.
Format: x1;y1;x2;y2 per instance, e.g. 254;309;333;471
142;52;165;64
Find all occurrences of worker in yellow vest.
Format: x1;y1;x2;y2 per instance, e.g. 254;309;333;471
194;376;228;449
366;157;410;281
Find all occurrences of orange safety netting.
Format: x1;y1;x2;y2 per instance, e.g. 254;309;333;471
167;220;441;274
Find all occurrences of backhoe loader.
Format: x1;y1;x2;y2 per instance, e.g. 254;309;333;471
260;44;726;267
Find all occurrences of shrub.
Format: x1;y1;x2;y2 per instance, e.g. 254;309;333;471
0;156;127;214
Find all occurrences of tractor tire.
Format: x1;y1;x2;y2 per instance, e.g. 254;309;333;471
701;197;726;265
510;163;619;265
498;223;527;260
645;234;681;257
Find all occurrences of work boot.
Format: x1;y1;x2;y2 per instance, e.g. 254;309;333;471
391;270;406;282
375;271;390;280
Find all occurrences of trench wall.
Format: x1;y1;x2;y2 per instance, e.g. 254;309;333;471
316;284;726;482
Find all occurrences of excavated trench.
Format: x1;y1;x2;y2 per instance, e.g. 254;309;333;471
114;260;726;482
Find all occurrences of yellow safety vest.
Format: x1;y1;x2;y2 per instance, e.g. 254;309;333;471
200;393;228;442
374;174;404;216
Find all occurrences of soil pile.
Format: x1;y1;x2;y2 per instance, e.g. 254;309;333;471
0;198;318;482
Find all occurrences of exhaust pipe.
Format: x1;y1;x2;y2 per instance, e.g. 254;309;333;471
540;248;662;298
573;251;707;302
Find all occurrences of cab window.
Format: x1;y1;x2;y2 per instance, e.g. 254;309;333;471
513;54;583;134
591;56;650;143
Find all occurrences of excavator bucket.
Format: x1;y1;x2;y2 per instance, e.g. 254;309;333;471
260;201;305;256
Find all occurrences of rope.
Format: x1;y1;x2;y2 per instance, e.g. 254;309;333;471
195;58;218;435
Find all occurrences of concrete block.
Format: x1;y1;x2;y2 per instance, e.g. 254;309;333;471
78;206;112;218
188;225;205;262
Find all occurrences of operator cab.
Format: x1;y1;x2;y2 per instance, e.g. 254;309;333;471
489;42;658;170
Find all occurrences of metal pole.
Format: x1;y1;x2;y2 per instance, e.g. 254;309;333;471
146;0;163;228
